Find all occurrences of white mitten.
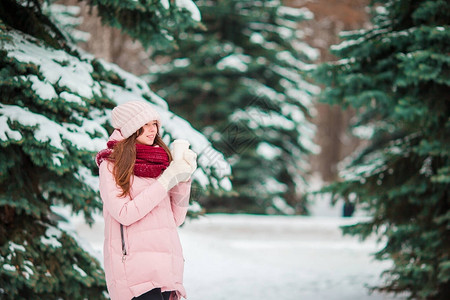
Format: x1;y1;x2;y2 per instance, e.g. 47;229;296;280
157;160;192;191
183;149;197;175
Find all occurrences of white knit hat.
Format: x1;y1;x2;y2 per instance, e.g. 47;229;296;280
111;101;161;138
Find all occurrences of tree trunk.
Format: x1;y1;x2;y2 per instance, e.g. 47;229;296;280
287;0;369;182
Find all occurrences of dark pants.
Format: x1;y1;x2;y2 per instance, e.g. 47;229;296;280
132;288;171;300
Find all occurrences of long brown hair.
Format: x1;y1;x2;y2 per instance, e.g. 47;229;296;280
110;128;172;197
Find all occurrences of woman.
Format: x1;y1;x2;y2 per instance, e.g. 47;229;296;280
96;101;197;300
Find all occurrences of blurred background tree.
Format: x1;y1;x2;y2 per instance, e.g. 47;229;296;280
61;0;373;215
314;0;450;298
148;0;320;214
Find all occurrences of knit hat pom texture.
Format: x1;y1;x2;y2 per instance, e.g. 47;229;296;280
111;101;161;138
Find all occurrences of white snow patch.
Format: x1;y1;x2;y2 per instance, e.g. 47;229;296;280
76;166;100;192
160;0;170;9
353;125;375;139
276;50;316;70
256;142;282;160
0;104;105;152
219;177;232;191
60;91;84;105
263;178;288;193
22;260;34;280
277;6;314;20
0;112;22;142
217;54;251;72
299;132;320;154
272;197;296;215
231;107;296;130
3;264;16;272
249;32;265;44
241;78;284;102
173;58;191;68
73;264;87;277
374;5;387;15
41;226;63;248
293;41;320;61
188;202;202;213
9;242;26;253
5;32;101;99
175;0;201;21
26;75;58;100
331;37;365;52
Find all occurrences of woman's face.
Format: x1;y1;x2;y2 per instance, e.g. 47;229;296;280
136;121;158;145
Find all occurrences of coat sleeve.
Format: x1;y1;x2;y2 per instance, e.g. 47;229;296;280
99;162;167;226
169;180;192;226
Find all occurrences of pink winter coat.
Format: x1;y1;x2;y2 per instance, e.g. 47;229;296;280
98;131;190;300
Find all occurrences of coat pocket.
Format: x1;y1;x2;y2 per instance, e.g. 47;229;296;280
120;224;127;262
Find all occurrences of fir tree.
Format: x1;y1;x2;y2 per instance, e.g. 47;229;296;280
149;0;319;214
315;0;450;298
0;0;228;298
85;0;201;49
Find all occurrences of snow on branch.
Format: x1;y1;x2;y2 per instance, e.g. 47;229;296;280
2;28;230;191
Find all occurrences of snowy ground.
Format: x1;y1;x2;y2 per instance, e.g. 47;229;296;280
73;200;406;300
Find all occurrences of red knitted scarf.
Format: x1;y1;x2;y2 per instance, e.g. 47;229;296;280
96;140;169;178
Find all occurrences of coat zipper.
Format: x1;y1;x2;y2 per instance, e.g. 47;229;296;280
120;224;127;262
